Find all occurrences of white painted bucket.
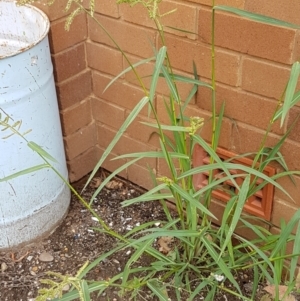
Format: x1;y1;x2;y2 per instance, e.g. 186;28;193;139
0;1;70;249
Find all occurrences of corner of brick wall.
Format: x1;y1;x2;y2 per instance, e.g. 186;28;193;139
35;2;97;182
88;0;300;230
37;0;300;233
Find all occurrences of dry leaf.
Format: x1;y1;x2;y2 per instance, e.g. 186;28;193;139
105;180;123;190
264;284;296;301
90;177;102;188
157;236;173;254
260;294;272;301
295;269;300;290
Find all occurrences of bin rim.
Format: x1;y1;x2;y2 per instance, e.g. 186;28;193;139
0;0;50;59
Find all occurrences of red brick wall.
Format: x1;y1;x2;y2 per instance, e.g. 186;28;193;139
40;0;300;230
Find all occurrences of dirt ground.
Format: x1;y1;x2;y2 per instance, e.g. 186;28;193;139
0;170;299;301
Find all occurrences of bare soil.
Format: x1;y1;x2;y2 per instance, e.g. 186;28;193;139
0;170;298;301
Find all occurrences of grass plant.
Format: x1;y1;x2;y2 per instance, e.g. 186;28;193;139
2;0;300;300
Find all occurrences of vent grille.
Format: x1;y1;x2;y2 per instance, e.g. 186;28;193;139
192;145;276;221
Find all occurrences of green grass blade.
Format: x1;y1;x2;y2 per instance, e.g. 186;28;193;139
273;90;300;121
161;65;180;103
122;239;153;289
90;157;140;204
192;135;239;189
271;209;300;260
234;235;275;283
104;56;155;93
122;183;168;206
280;61;300;127
290;213;300;282
147;280;169;301
114;151;189;160
140;121;190;132
240;218;269;241
28;141;57;162
202;236;241;294
171;183;217;219
187;279;210;301
214;6;300;29
215;101;225;147
0;164;50;182
80;280;91;301
204;285;216;301
122;193;173;206
149;46;167;103
50;282;108;301
218;175;250;260
82;96;149;192
123;220;173;238
165;25;197;36
162;73;212;88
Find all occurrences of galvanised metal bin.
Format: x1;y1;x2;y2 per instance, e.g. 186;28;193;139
0;1;70;250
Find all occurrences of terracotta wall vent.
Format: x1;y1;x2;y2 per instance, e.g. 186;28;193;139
193;145;276;221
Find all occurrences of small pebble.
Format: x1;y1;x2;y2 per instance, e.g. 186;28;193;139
126;250;131;255
39;252;54;262
27;255;33;262
91;217;98;222
1;262;8;272
31;266;38;272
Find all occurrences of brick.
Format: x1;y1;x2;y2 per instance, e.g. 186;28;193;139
189;0;245;8
241;58;290;99
127;163;155;190
124;54;199;103
197;84;284;135
287;107;300;143
293;32;300;63
68;147;97;182
86;42;123;76
96;124;117;150
120;0;197;39
281;139;300;171
52;43;86;82
94;0;119;18
64;123;96;160
34;1;69;21
230;122;280;154
91;97;125;129
56;70;92;110
96;125;157;169
275;175;300;207
124;114;160;147
245;0;300;26
60;99;92;135
271;198;299;229
93;72;149;116
230;121;300;173
198;8;296;64
157;156;181;180
49;13;87;53
159;35;240;86
89;15;156;58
